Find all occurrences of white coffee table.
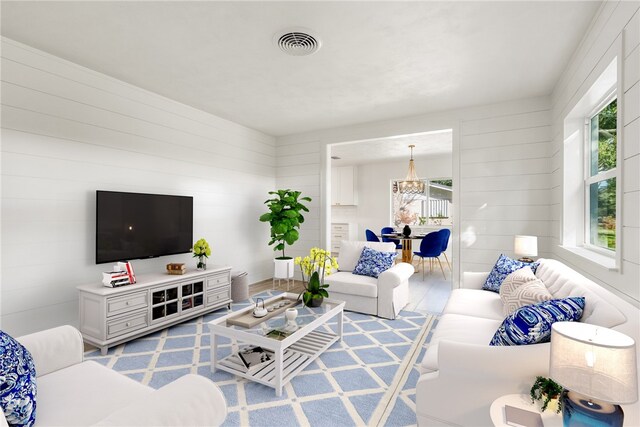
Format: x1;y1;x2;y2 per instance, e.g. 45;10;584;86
207;292;344;396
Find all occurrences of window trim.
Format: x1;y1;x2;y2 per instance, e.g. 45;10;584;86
582;92;618;257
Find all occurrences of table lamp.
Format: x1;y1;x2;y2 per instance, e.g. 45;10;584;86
550;322;638;427
514;235;538;263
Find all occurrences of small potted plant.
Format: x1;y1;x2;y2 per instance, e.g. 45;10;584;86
295;248;338;307
259;190;311;280
192;238;211;270
530;376;563;413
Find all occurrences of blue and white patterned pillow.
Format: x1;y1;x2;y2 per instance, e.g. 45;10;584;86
482;254;540;293
489;297;585;346
353;246;397;278
0;330;37;426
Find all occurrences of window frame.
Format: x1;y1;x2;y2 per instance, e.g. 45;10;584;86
582;90;618;257
390;177;453;227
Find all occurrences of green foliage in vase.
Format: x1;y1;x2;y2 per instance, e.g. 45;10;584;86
530;376;563;413
259;190;311;259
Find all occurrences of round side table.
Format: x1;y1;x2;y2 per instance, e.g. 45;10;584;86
490;394;562;427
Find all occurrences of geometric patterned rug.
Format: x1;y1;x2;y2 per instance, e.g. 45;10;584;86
85;289;439;427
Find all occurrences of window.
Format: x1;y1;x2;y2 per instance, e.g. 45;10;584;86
585;97;617;252
391;179;452;226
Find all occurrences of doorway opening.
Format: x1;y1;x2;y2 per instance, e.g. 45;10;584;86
327;129;454;314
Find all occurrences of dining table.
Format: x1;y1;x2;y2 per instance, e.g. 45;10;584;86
381;233;426;263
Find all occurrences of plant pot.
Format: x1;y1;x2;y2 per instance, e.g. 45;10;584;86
274;258;294;279
309;296;323;307
196;255;207;270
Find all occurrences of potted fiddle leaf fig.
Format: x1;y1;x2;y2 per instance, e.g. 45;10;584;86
259;190;311;279
530;376;563;413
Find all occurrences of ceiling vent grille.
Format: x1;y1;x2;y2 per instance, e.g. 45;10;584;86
274;28;321;56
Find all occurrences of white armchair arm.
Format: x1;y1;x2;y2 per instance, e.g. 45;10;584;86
416;340;550;426
461;271;490;289
378;262;414;289
17;325;84;377
377;262;414;319
93;374;227;426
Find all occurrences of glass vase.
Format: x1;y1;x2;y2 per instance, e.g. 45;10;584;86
197;256;207;270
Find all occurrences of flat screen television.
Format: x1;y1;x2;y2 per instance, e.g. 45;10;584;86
96;190;193;264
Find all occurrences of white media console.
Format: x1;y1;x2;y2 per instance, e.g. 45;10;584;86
77;266;232;354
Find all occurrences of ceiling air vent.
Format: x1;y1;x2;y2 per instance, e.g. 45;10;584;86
274;28;321;56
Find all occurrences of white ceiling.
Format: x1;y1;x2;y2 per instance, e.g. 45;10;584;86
0;1;600;136
331;130;452;167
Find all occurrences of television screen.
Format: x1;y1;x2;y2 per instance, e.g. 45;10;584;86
96;191;193;264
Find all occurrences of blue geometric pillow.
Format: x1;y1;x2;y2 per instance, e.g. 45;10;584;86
482;254;540;293
0;330;37;426
353;246;397;278
489;297;585;346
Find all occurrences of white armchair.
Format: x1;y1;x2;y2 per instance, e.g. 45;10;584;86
8;325;227;426
324;240;415;319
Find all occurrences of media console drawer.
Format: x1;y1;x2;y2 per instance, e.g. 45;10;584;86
107;291;148;317
107;311;148;338
207;288;231;307
207;271;230;290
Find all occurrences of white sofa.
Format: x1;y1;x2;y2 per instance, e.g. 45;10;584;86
416;258;640;426
3;325;227;427
324;240;415;319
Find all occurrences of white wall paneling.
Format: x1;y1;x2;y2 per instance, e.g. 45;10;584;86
0;37;277;335
550;2;640;305
276;95;552;287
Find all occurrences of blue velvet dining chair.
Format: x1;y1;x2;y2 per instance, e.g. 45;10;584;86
438;228;451;271
365;229;380;242
380;227;402;249
412;231;446;279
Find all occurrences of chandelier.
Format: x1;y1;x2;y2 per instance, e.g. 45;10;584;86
398;145;425;194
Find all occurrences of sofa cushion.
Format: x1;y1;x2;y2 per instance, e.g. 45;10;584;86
0;330;37;427
483;254;539;293
489;297;586;346
534;259;626;328
499;268;552;315
324;271;379;298
421;314;502;372
353;246;397;278
36;361;151;426
441;289;504;320
338;241;396;272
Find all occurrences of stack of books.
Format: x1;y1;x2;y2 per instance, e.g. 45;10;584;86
166;263;186;275
102;261;136;287
238;346;274;372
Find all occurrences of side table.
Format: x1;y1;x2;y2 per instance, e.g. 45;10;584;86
490;394;562;427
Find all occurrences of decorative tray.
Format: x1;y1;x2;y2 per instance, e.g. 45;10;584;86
226;296;301;329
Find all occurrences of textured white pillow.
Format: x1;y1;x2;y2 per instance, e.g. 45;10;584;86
499;267;553;315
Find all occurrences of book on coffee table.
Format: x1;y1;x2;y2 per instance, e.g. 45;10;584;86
504;405;543;427
238;346;274;371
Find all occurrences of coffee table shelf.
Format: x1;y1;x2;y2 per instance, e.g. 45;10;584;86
208;293;344;396
217;330;337;388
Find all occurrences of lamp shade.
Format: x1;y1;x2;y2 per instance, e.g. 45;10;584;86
514;235;538;258
550;322;638;405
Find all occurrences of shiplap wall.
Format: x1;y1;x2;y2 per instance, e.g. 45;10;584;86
0;37;276;335
550;1;640;304
276;96;552;285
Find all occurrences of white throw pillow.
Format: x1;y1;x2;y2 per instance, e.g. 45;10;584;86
499;267;552;316
338;240;396;272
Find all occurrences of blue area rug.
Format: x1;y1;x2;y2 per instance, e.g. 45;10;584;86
86;290;438;426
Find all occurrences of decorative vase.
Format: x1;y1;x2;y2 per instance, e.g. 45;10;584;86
196;255;207;270
285;308;298;323
309;296;323;307
402;225;412;237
